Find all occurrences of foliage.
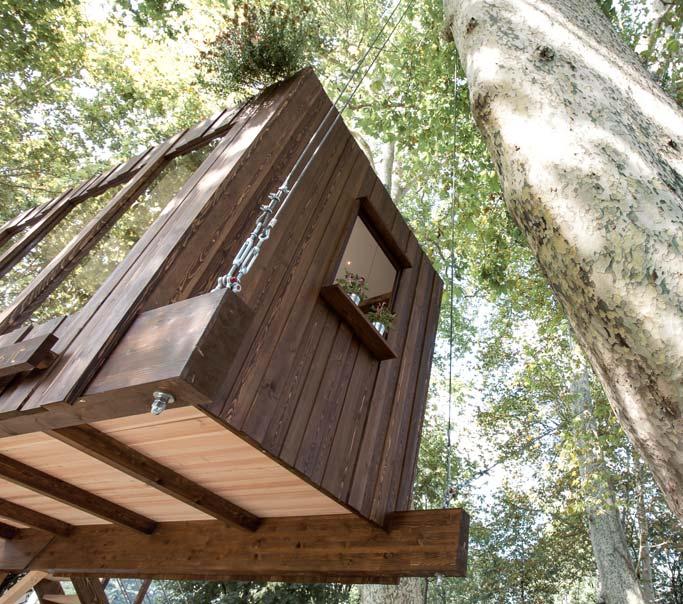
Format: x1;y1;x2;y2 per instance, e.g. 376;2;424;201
155;578;353;604
197;0;325;97
0;0;681;601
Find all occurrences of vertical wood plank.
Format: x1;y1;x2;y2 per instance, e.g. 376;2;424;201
395;273;443;511
347;235;421;515
294;328;358;482
369;258;435;522
321;344;377;501
222;131;360;435
25;71;309;411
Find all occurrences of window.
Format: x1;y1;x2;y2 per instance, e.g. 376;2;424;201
0;185;123;313
335;216;397;304
30;140;219;323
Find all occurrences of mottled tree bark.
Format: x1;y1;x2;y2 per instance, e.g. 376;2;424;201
359;578;424;604
444;0;683;519
571;367;646;604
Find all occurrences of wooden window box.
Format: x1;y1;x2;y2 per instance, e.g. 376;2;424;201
320;285;397;361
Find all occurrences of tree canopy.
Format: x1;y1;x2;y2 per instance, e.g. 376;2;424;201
0;0;681;601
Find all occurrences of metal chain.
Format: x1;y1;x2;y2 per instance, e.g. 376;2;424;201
215;0;409;293
214;185;289;292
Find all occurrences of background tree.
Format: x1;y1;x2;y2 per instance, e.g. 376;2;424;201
0;0;681;601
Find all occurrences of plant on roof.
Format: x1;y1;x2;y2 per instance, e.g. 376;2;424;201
197;0;326;98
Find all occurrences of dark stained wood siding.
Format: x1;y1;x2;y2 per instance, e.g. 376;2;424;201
194;87;443;522
0;69;442;526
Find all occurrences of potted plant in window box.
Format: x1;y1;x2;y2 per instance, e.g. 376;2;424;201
336;270;367;305
367;302;396;337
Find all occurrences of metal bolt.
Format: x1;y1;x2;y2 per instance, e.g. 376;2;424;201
151;391;175;416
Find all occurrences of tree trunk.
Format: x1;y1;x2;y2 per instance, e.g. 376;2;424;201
359;579;424;604
635;457;657;603
443;0;683;520
382;140;395;196
571;367;646;604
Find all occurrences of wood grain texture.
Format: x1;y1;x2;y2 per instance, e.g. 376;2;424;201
0;69;445;540
0;453;156;534
23;72;299;413
0;407;346;529
319;285;397;360
23;509;469;579
0;333;58;378
71;577;108;604
0;497;73;536
49;424;261;531
0;532;53;572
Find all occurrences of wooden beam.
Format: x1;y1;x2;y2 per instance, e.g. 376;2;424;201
49;424;260;532
0;454;155;534
71;577;108;604
0;525;17;541
0;334;58;378
0;571;48;604
0;497;73;537
0;531;53;572
41;596;79;604
17;509;469;581
132;580;150;604
34;578;65;604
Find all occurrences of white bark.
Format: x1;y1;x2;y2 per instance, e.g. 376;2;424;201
571;367;646;604
382;140;395;195
444;0;683;519
359;578;424;604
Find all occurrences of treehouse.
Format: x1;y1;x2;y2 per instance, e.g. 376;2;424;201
0;68;468;587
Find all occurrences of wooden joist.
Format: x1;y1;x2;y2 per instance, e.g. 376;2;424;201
71;577;108;604
41;596;79;604
0;572;48;604
0;524;17;541
9;510;469;581
49;424;260;532
0;454;156;534
0;333;58;379
0;497;73;537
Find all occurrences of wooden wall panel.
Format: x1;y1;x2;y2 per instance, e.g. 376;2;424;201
395;272;443;511
369;256;435;522
0;69;443;529
206;128;358;433
347;235;422;519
